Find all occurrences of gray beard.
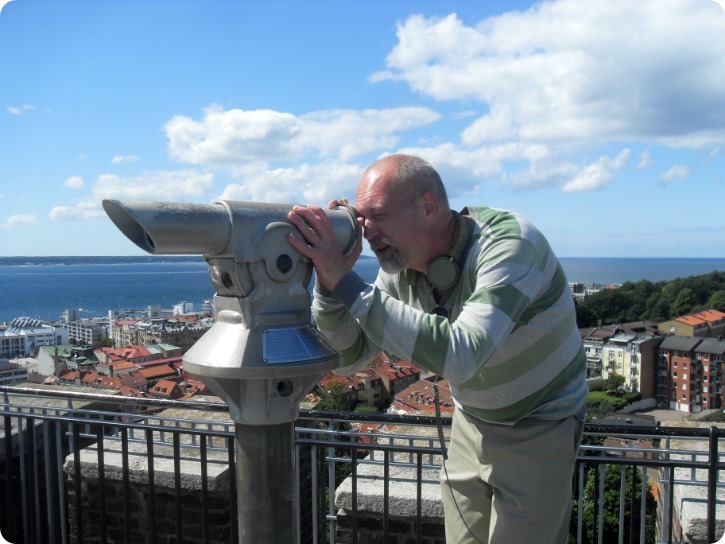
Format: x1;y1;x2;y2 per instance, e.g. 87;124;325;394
370;237;405;274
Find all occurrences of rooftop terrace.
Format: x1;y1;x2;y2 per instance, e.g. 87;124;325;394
2;384;725;543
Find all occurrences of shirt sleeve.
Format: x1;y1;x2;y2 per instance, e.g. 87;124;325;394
313;208;571;392
335;234;558;386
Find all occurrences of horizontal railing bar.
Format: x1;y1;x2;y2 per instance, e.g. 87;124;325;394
1;412;235;443
576;455;720;470
6;385;725;439
1;384;229;411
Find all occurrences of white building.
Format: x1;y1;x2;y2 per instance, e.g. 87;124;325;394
173;301;194;315
0;361;28;383
0;317;68;358
66;317;108;345
601;331;661;404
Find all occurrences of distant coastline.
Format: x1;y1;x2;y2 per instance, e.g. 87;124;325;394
0;255;205;267
1;255;725;324
558;257;725;285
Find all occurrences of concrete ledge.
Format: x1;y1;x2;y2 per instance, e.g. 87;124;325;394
335;463;443;518
63;436;232;492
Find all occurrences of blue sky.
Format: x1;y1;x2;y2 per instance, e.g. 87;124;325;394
1;0;724;258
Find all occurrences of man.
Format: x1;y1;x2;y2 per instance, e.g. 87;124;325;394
288;154;587;544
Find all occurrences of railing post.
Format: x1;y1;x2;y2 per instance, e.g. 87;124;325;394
708;425;719;543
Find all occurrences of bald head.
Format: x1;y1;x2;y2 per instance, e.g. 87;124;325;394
359;154;450;215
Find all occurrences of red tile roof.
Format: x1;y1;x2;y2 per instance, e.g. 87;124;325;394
138;364;177;379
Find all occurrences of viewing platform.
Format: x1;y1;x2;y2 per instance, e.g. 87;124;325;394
3;384;725;543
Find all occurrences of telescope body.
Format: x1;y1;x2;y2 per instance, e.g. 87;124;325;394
102;198;359;425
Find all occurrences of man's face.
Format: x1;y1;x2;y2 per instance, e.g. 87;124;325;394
355;174;419;273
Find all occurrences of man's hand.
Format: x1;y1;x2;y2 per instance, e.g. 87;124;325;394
287;200;362;291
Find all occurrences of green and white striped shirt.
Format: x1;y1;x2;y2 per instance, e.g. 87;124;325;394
313;206;588;424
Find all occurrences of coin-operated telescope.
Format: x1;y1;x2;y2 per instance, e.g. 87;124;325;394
102;198;358;424
102;198;359;543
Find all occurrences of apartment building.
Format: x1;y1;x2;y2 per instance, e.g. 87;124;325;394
66;317;108;345
581;323;662;398
581;327;615;379
600;331;662;400
694;338;725;409
657;335;725;412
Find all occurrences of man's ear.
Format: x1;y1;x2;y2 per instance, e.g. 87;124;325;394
420;191;438;217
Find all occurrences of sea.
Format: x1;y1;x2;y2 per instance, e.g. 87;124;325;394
1;256;725;324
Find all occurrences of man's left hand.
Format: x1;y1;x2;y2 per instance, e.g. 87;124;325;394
287;200;362;291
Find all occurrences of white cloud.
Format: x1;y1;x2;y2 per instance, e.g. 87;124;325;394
162;1;725;197
165;104;440;165
48;201;103;221
637;151;654;169
219;162;364;204
373;1;725;147
1;213;37;229
6;103;36;115
111;154;140;164
49;170;215;221
93;170;214;201
659;165;690;183
562;150;630;192
64;175;85;189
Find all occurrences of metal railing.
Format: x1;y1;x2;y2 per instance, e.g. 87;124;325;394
2;385;725;544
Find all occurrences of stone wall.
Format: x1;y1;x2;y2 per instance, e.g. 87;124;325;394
63;428;235;544
335;463;445;544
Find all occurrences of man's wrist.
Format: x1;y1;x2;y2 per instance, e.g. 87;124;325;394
332;271;368;308
314;276;334;298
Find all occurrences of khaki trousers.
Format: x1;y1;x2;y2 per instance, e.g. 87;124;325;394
440;408;584;544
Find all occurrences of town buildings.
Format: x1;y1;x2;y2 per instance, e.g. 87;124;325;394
0;361;28;384
314;354;420;411
658;309;725;338
581;311;725;414
569;282;606;302
0;317;68;359
581;321;662;395
389;375;454;415
6;299;725;417
111;313;214;352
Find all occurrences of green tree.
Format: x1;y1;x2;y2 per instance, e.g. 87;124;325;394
354;403;379;414
572;464;656;543
604;372;625;391
93;337;114;349
671;287;698;316
644;293;670;322
579;271;725;324
317;382;353;411
707;290;725;312
575;300;599;327
580;289;635;325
